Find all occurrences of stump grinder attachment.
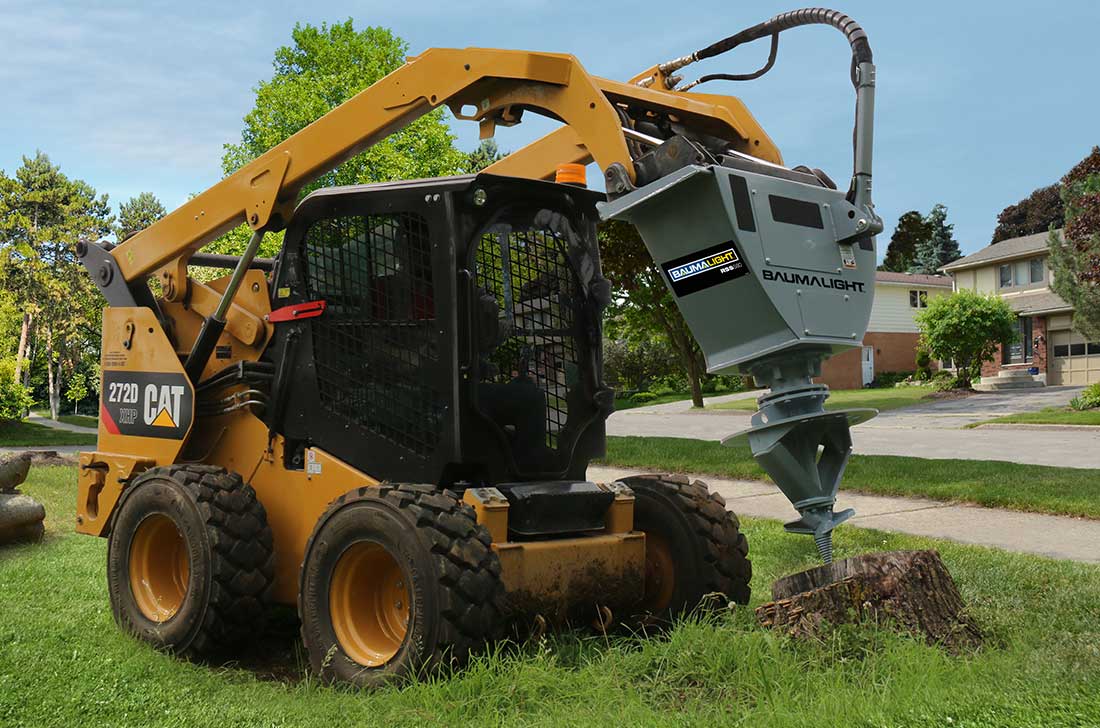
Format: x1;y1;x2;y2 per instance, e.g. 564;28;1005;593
601;9;883;562
74;7;881;686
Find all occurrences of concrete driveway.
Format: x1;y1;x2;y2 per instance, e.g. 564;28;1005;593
607;385;1100;469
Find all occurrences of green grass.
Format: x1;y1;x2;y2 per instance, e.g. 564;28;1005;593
0;420;97;447
603;436;1100;520
2;467;1098;726
712;386;935;413
970;407;1100;427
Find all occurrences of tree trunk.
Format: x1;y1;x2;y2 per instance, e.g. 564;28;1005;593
756;550;982;651
14;311;31;385
0;493;45;544
684;354;703;408
0;455;31;493
46;329;60;421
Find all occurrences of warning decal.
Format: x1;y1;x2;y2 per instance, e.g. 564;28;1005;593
661;240;749;297
101;370;193;440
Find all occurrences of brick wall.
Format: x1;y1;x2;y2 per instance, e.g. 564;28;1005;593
980;315;1047;379
815;332;925;390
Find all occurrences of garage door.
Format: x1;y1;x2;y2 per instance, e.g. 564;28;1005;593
1049;330;1100;384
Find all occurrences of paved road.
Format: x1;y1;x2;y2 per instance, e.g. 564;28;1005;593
590;465;1100;564
26;413;97;433
607;386;1100;469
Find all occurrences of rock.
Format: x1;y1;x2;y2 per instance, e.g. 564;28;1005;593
756;550;982;651
0;492;46;544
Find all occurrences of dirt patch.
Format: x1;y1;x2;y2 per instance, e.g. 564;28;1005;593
21;451;79;467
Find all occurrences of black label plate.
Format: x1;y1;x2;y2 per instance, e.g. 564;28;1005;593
661;240;749;297
100;370;193;440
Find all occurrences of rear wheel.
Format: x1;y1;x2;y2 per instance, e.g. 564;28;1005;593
107;465;275;657
623;474;751;622
299;484;504;687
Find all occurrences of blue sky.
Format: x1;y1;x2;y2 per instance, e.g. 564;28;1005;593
1;0;1097;256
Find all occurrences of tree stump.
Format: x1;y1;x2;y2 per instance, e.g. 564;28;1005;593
755;550;982;651
0;454;45;545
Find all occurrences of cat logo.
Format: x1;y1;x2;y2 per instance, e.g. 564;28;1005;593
144;384;186;428
101;370;193;440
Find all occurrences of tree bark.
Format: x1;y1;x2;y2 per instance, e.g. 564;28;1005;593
0;454;31;493
14;311;31;385
0;493;45;544
756;550;982;651
46;328;59;420
687;355;704;408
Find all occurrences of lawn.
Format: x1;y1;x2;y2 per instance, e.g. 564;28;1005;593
712;386;935;413
1;466;1098;726
612;391;695;411
971;407;1100;427
603;436;1100;520
0;420;97;447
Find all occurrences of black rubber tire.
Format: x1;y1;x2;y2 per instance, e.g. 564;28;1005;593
106;464;275;658
622;474;751;621
299;484;505;688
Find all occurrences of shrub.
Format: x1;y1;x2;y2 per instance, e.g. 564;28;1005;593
1069;382;1100;410
872;371;914;388
631;391;658;404
603;338;679;392
0;359;32;422
929;370;957;392
916;290;1017;388
914;347;933;380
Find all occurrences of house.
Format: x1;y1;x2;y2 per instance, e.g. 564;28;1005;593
941;229;1095;386
817;271;953;389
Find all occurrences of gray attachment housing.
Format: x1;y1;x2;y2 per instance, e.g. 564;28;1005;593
600;158;880;562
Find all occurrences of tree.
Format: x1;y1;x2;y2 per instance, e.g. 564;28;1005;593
0;152;112;419
600;220;709;407
1048;146;1100;340
0;359;32;423
116;192;166;242
463;139;505;173
880;211;932;272
916;289;1016;388
909;204;960;274
210;21;469;259
991;183;1064;244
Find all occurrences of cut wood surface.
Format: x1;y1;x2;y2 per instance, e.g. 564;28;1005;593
757;550;982;650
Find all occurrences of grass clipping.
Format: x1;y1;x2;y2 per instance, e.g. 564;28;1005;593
756;550;982;652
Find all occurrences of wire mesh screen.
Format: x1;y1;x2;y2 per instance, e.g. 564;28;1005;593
302;212;443;457
475;225;582;449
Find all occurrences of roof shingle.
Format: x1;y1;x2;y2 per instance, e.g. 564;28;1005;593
941;230;1061;272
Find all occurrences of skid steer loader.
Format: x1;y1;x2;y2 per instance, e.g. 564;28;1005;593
75;8;882;686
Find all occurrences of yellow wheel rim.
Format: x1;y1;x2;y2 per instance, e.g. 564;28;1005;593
129;514;190;622
329;542;411;667
642;531;676;613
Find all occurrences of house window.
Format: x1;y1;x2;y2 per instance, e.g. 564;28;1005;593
909;290;928;308
1030;258;1044;284
1002;317;1033;364
999;264;1012;288
1054;344;1069;357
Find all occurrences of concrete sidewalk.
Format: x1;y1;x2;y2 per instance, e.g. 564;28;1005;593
589;465;1100;564
26;413;97;434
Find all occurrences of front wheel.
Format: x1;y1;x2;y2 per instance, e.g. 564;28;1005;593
106;465;275;657
298;484;504;687
622;474;751;622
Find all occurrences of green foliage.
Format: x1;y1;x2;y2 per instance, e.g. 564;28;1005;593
603;337;678;392
463;138;505;173
914;346;933;380
0;359;32;422
909;203;960;274
600;220;707;407
629;392;657;404
991;183;1064;244
880;210;931;272
115;191;166;242
1048;146;1100;340
916;290;1016;387
1069;382;1100;411
929;370;957;391
871;370;915;388
0;152;111;418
